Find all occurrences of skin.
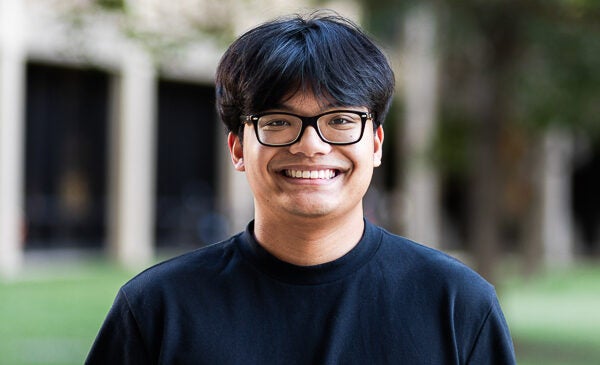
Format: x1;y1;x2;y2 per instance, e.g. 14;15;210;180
228;91;384;266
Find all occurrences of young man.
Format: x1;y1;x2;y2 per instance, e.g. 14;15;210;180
86;12;516;364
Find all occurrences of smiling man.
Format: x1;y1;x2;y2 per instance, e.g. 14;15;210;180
229;91;383;266
86;11;516;365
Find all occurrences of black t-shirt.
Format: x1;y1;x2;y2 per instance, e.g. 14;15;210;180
86;220;516;364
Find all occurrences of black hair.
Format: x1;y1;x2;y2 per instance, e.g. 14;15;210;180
215;10;395;135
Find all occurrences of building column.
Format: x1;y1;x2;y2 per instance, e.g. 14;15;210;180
542;129;574;266
400;4;441;248
107;44;156;269
0;0;25;279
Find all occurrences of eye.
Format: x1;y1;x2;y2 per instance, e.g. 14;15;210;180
259;117;293;130
266;120;290;127
329;117;352;125
326;114;361;129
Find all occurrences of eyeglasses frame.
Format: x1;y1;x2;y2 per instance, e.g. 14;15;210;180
241;109;376;147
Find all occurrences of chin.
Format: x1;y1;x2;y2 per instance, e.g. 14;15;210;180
284;203;337;219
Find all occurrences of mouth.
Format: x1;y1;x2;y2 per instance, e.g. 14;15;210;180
283;169;339;180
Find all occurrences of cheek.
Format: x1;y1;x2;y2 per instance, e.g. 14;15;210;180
243;144;275;175
352;140;377;168
351;146;377;187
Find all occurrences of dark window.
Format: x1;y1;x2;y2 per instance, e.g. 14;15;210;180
24;63;109;249
155;80;225;248
572;146;600;256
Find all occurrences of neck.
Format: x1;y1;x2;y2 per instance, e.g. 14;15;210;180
252;209;365;266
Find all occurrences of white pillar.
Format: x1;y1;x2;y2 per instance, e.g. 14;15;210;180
108;44;156;268
542;129;574;266
401;4;441;248
0;0;25;279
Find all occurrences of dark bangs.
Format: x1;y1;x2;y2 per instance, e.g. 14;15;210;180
250;15;393;120
215;12;395;133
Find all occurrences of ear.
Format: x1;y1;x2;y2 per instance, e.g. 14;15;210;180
228;132;245;171
373;125;384;167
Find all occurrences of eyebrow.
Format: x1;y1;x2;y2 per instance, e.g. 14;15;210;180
269;101;357;115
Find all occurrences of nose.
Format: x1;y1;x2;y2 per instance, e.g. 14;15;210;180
288;126;332;156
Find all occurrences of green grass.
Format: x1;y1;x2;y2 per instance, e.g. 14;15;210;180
500;264;600;365
1;258;599;364
0;261;134;365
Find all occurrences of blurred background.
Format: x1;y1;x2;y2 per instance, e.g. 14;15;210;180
0;0;599;364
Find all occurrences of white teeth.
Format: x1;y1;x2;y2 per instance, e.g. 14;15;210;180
285;169;336;179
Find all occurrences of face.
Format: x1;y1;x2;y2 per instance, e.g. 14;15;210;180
228;91;384;222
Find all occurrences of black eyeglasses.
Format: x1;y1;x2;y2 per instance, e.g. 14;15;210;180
241;110;375;147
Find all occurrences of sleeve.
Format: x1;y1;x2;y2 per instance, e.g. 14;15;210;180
85;289;152;365
466;296;517;365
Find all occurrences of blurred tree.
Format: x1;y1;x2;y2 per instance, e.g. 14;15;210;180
360;0;600;282
59;0;237;64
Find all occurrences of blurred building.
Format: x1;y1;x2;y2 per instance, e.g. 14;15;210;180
1;0;598;279
0;0;361;277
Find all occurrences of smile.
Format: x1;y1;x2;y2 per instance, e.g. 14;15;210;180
284;169;337;179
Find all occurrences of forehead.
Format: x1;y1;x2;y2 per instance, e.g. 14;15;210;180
276;90;366;115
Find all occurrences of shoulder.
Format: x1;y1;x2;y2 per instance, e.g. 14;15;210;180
370;225;509;350
120;233;243;301
372;225;496;302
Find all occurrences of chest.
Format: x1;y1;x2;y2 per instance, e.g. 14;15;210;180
153;276;455;364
